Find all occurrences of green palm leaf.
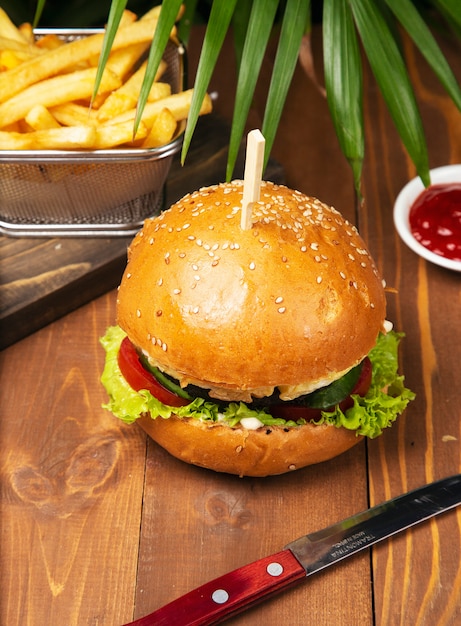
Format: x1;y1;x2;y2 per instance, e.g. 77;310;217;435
323;0;363;195
432;0;461;30
261;0;311;174
32;0;46;26
177;0;200;45
92;0;128;106
181;0;239;165
385;0;461;109
82;0;460;192
225;0;279;181
348;0;430;187
231;0;253;71
135;0;183;134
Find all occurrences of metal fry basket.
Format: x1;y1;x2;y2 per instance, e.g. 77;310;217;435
0;29;185;237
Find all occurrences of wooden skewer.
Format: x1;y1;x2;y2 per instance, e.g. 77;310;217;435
240;129;265;230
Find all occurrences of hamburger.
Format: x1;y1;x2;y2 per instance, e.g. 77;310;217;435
100;180;414;477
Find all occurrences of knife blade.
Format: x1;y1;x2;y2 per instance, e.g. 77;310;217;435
125;473;461;626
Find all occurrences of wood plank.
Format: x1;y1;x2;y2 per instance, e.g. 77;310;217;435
0;114;285;350
0;293;148;625
359;31;461;626
132;441;373;626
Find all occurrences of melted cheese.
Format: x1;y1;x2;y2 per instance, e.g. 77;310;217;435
144;352;355;402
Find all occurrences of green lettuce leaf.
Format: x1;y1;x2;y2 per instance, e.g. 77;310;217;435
100;325;414;438
317;331;415;437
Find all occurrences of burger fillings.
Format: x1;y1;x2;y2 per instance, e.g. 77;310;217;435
100;181;415;476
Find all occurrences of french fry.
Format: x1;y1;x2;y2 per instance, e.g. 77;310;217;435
105;41;150;79
0;7;212;152
0;67;121;127
119;9;139;27
93;120;148;149
107;89;213;127
2;121;21;132
0;8;31;45
141;108;177;148
0;125;97;149
49;103;98;127
97;60;169;121
139;6;162;21
18;22;34;45
25;104;61;130
35;33;65;51
0;36;40;57
1;50;26;70
0;16;164;102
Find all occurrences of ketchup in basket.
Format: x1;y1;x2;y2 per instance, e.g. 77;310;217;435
409;183;461;262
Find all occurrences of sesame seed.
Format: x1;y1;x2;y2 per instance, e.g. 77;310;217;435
194;275;201;281
275;296;283;304
183;223;190;229
316;276;322;284
249;261;256;270
164;253;170;264
192;264;199;271
136;309;141;318
278;307;286;313
173;289;181;295
340;271;346;279
149;237;154;245
193;306;199;314
157;278;163;286
162;343;167;352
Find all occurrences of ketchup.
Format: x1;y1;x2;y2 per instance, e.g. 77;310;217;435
409;183;461;262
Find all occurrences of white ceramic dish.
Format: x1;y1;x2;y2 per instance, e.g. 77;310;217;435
393;164;461;272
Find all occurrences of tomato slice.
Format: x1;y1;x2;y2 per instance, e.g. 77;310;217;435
269;357;373;421
118;337;190;408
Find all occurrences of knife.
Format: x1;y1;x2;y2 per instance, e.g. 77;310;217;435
125;473;461;626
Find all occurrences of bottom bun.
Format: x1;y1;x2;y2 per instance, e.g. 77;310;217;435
137;414;363;477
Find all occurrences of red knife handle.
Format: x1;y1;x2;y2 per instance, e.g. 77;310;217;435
125;549;306;626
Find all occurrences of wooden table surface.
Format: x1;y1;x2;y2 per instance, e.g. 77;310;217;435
1;25;460;626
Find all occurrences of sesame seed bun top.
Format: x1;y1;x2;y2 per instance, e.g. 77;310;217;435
116;181;386;399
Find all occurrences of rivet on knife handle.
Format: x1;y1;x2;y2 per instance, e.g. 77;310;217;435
126;549;306;626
